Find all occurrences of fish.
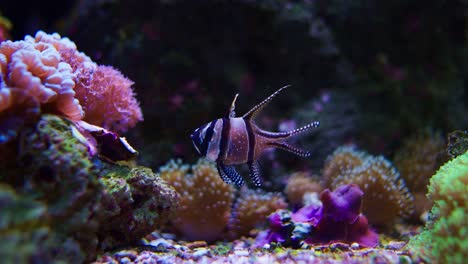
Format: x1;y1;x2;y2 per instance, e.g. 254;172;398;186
190;85;319;186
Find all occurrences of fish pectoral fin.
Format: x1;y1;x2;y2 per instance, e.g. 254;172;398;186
217;162;244;186
226;93;239;118
248;160;263;187
243;85;290;120
269;141;311;158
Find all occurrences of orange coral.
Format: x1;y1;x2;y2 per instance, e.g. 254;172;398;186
285;172;322;206
228;189;287;238
394;132;445;193
330;156;414;228
322;146;369;188
159;159;235;242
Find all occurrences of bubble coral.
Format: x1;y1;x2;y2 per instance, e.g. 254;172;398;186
330;156;414;228
407;151;468;264
159;159;235;242
228;188;287;238
284;172;322;206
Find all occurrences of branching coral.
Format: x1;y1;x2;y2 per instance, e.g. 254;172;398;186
284;172;322;206
407;151;468;264
0;31;142;143
255;184;379;248
330;156;414;228
228;188;287;238
160;159;235;242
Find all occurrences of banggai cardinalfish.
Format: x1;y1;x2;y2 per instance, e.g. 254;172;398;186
190;85;319;187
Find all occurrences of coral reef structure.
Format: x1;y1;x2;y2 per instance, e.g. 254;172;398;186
255;184;379;248
160;159;235;242
284;172;322;206
228;188;287;238
407;151;468;264
447;130;468;158
0;115;178;261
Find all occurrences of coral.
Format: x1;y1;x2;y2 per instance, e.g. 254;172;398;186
322;146;369;188
0;12;12;42
447;130;468;158
330;156;414;228
285;172;322;206
97;163;179;249
407;151;468;264
0;115;178;261
394;131;445;193
74;65;143;133
255;184;379;248
0;31;142;143
160;159;235;242
228;189;287;238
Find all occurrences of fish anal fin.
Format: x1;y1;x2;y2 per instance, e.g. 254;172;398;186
243;85;290;120
248;160;263;187
217;162;233;184
218;162;244;186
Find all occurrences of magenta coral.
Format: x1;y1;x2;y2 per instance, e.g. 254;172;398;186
255;184;379;248
75;65;143;132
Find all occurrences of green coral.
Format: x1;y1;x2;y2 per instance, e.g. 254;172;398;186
407;151;468;263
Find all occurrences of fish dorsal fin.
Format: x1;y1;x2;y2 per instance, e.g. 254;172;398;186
242;85;290;120
227;93;239;118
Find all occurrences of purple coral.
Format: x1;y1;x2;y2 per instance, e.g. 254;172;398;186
255;184;379;248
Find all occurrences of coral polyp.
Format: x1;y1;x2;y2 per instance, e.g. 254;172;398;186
284;172;322;206
322;146;369;187
160;159;235;242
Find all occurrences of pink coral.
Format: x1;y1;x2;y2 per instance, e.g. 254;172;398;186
75;65;143;132
0;31;143;139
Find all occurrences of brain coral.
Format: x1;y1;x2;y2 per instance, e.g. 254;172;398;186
326;149;414;228
0;31;142;142
407;151;468;264
228;188;287;238
160;159;235;242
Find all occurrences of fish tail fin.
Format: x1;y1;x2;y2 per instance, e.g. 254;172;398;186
243;85;290;120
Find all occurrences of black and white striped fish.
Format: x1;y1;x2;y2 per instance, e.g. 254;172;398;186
190;85;319;187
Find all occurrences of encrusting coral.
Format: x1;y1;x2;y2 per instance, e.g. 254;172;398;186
284;172;322;206
255;184;379;248
323;146;414;228
228;188;287;238
0;115;178;261
0;31;142;143
160;159;235;242
407;151;468;264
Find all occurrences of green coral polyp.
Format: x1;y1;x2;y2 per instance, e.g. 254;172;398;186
407;151;468;263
